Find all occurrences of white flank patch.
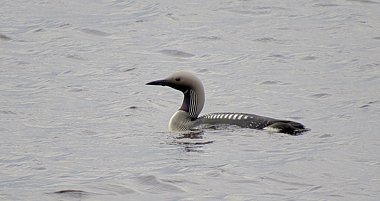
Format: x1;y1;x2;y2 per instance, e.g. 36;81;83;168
244;116;248;119
228;114;233;119
233;114;238;119
263;126;281;133
238;114;243;120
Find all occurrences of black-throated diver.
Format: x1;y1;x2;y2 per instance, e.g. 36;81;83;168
146;71;309;135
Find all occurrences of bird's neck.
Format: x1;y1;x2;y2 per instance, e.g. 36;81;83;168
179;89;204;119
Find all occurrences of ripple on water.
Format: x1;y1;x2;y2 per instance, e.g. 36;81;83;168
253;37;277;42
301;56;317;61
259;80;290;85
313;3;340;7
52;190;92;199
219;7;272;16
210;54;252;65
1;0;379;200
88;183;135;195
0;110;16;115
66;54;85;60
347;0;379;4
359;100;379;108
135;174;185;193
158;49;195;58
0;33;12;41
309;93;332;98
81;28;111;37
194;36;222;41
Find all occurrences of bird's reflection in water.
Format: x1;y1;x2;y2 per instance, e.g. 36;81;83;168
170;130;214;152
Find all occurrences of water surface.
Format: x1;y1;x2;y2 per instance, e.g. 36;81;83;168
1;0;380;200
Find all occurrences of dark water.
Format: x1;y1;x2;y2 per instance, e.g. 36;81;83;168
1;0;380;200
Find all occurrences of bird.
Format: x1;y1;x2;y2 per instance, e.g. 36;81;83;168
146;71;309;135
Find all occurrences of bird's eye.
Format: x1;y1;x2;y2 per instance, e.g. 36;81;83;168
175;78;181;82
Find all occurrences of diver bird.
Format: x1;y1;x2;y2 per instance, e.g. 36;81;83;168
146;71;309;135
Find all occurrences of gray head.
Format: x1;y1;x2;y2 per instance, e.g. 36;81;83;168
146;71;205;118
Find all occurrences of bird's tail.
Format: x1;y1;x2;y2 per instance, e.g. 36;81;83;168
264;121;310;135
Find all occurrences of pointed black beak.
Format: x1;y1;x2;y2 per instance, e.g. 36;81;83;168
146;79;168;86
146;77;188;93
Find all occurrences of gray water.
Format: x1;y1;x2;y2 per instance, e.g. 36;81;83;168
1;0;380;200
